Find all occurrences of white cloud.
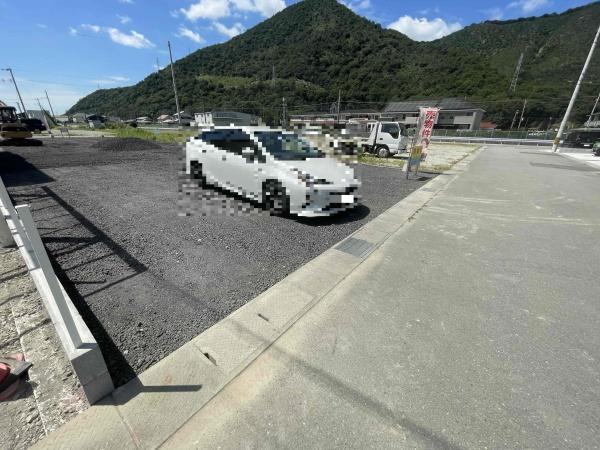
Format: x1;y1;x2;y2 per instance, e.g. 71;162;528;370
81;23;101;33
213;21;245;38
107;28;155;48
0;77;91;115
69;27;78;36
92;76;130;85
118;0;133;3
36;23;47;29
484;7;504;20
177;26;204;43
417;6;441;15
117;14;131;24
508;0;550;14
180;0;231;20
388;16;462;41
170;10;179;18
341;0;371;12
231;0;286;17
180;0;285;21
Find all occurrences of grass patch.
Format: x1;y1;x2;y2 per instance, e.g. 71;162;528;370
109;127;196;144
357;153;405;169
420;164;452;173
196;74;255;87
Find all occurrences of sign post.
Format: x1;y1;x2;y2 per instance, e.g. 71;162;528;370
406;107;439;179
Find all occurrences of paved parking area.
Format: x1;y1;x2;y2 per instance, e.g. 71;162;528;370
561;151;600;170
1;138;433;385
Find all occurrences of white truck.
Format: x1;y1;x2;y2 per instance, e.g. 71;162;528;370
360;121;410;158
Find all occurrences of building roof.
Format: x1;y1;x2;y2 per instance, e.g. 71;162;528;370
211;111;254;119
384;98;484;112
480;121;498;129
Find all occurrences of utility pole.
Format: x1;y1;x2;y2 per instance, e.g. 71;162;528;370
553;22;600;152
36;98;50;131
510;109;520;130
336;89;341;124
2;68;27;117
281;97;287;128
518;99;527;130
156;58;160;74
586;91;600;126
168;40;182;126
509;52;524;95
45;90;56;119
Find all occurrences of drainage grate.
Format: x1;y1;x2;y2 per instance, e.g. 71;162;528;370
529;162;595;172
335;237;376;259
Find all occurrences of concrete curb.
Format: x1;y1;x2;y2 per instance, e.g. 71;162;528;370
32;146;484;449
0;177;113;405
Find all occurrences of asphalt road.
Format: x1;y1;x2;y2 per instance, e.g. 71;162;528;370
162;145;600;449
1;138;433;385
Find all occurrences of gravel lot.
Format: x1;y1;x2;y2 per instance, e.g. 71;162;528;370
1;138;433;386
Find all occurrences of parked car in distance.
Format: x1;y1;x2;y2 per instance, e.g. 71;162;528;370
593;141;600;157
186;127;360;217
563;128;600;148
20;118;46;133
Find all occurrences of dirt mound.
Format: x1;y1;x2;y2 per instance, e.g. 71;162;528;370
92;137;161;152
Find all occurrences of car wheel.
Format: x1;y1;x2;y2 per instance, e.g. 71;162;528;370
377;145;390;158
189;161;207;187
262;180;289;215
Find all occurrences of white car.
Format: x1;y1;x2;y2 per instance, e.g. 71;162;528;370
186;127;360;217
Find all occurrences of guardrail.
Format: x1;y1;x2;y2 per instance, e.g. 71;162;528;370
432;136;553;146
0;177;113;404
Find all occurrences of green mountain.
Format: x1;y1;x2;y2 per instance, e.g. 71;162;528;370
68;0;600;127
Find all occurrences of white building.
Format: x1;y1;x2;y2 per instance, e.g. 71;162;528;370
194;111;262;127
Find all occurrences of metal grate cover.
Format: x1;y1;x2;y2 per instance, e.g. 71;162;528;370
335;237;376;259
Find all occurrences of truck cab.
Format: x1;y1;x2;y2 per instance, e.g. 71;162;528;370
364;122;409;158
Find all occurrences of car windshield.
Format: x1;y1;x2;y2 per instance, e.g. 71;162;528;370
254;131;324;160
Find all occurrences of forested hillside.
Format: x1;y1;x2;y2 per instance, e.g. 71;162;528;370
68;0;600;127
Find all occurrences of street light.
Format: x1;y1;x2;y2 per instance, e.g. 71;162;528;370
1;68;28;117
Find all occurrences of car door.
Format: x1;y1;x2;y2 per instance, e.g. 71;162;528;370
209;131;262;199
379;123;400;149
224;135;264;200
198;131;229;186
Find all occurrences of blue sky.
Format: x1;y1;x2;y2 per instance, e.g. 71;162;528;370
1;0;592;114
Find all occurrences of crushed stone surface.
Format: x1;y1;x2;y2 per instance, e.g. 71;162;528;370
1;138;433;386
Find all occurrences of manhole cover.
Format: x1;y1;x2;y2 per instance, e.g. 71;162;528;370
335;237;376;258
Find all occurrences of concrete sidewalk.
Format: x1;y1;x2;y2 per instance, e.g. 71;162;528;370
34;145;600;449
